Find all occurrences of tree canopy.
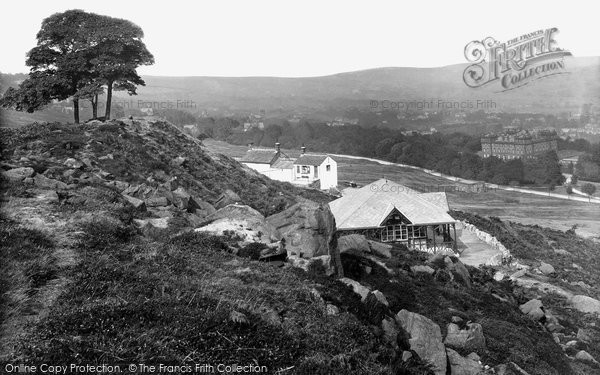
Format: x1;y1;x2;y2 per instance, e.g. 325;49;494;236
0;9;153;123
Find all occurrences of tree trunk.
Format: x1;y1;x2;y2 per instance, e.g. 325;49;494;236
73;98;80;124
91;94;98;119
105;81;113;120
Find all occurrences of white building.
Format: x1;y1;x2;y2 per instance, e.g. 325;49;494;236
240;144;338;190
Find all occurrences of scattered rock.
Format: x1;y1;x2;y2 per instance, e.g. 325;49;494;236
493;271;506;281
134;217;170;229
122;194;146;211
146;196;169;207
575;350;598;364
214;189;241;209
339;278;371;301
171;187;201;212
539;262;555;275
570;295;600;314
337;234;370;255
33;174;68;190
446;347;483;375
451;316;464;324
371;290;389;307
64;158;84;169
401;351;413;361
395;309;447;375
1;167;35;182
577;328;594;343
444;322;486;352
368;240;392;258
36;190;59;203
411;265;435;275
494;362;531;375
519;299;545;322
510;269;527;280
326;304;339;316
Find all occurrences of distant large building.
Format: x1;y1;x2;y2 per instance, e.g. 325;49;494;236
480;129;558;160
239;144;338;190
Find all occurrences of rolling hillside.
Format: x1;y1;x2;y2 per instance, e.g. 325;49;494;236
2;56;599;127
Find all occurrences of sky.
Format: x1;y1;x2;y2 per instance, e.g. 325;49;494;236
1;0;597;77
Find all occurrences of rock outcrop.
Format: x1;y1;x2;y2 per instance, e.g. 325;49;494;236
266;201;336;259
196;204;280;245
395;309;447;375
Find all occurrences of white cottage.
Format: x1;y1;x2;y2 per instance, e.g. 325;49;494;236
239;144;337;190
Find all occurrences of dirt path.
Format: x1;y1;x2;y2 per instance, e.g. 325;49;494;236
0;190;78;359
456;228;503;267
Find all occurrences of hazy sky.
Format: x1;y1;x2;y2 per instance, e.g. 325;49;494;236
1;0;597;77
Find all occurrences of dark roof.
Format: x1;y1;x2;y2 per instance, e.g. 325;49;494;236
294;154;329;166
240;149;279;164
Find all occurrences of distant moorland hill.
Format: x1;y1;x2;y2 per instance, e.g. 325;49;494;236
1;56;599;127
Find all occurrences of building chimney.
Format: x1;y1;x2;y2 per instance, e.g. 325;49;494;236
301;146;306;154
275;142;281;153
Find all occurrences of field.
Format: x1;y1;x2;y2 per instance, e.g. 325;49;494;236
203;139;600;239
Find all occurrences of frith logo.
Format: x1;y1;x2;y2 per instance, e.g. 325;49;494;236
463;28;571;91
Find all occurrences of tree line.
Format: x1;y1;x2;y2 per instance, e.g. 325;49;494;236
0;10;153;123
198;118;567;188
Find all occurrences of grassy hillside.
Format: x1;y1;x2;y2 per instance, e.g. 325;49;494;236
1;119;597;374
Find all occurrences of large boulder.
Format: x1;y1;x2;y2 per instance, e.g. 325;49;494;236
569;295;600;314
1;167;35;182
444;322;486;352
196;204;280;244
446;347;484;375
337;234;370;255
395;309;447;375
368;240;392;258
266;201;336;259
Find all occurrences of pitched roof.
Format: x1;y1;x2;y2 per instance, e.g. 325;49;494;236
240;149;279;164
329;179;455;229
419;192;450;212
294;154;329;166
271;158;295;169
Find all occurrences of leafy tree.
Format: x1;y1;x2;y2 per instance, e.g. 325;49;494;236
85;15;154;120
566;184;573;196
581;183;597;201
0;10;153;123
571;174;578;185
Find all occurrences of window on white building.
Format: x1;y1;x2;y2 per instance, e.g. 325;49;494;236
326;165;331;171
